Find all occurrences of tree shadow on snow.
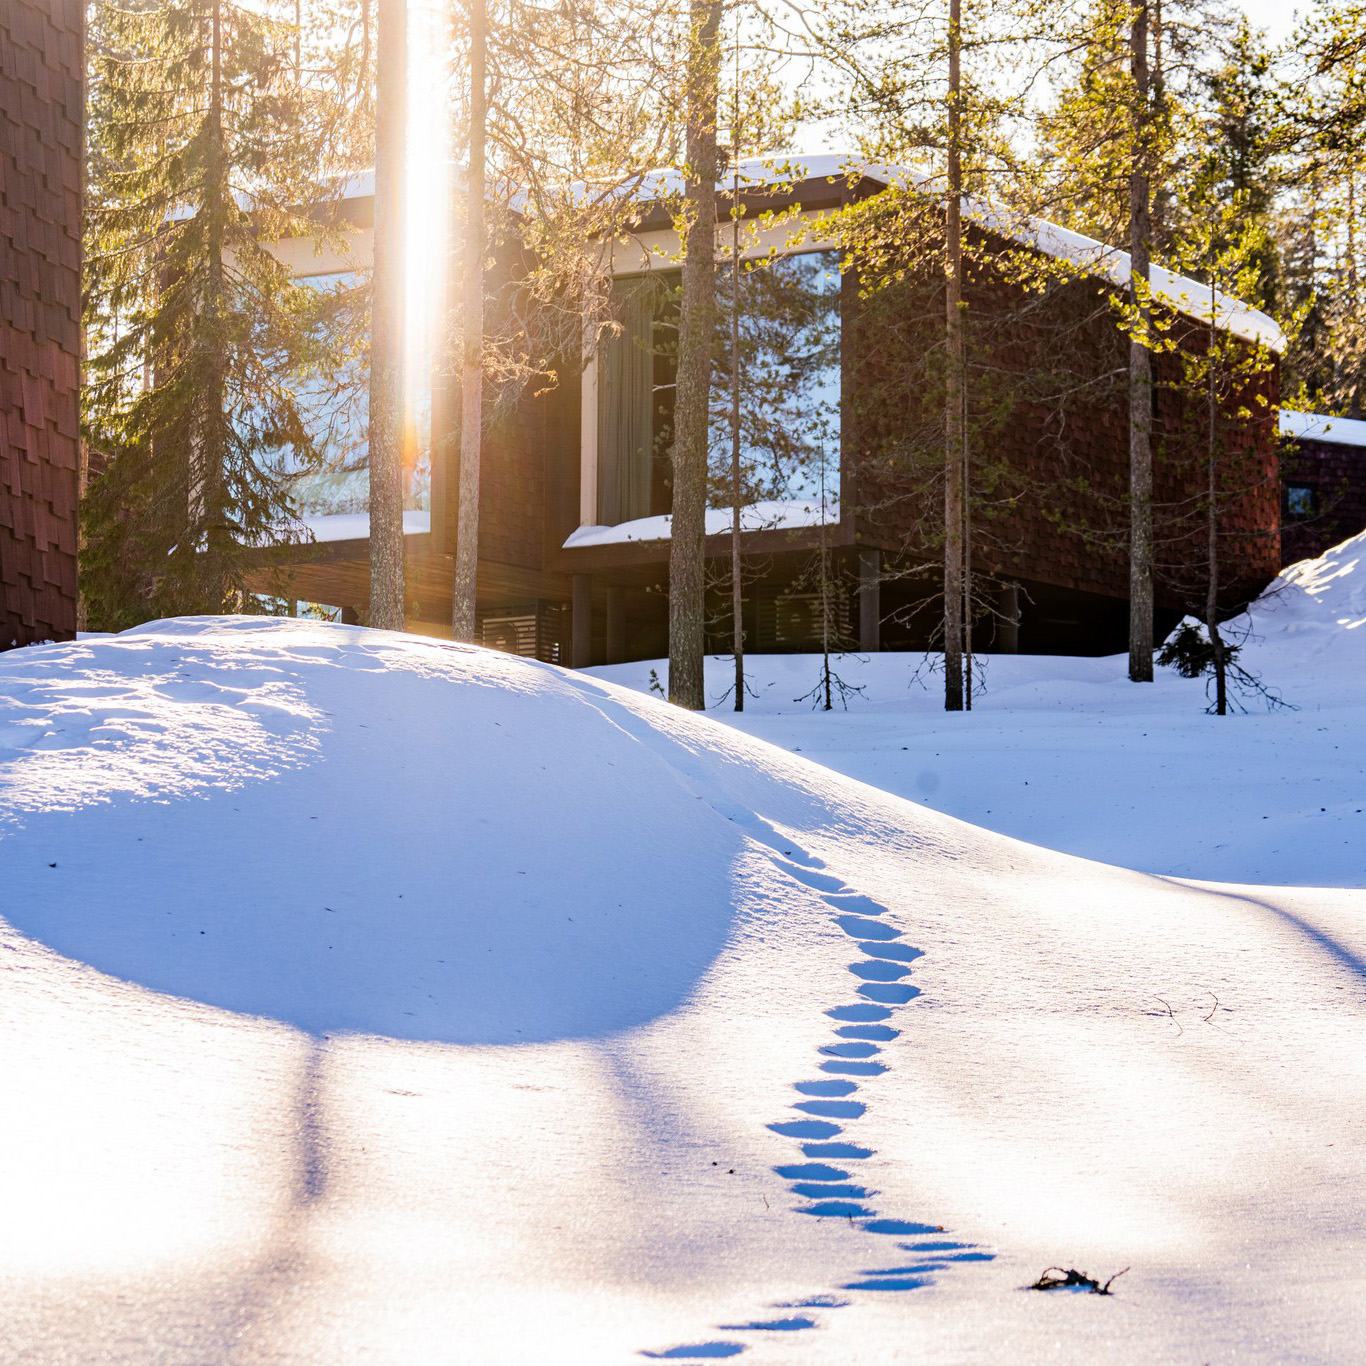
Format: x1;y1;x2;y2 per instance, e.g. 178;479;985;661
0;624;748;1044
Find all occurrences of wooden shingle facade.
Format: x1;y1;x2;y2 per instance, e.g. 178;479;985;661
0;0;83;648
1280;413;1366;565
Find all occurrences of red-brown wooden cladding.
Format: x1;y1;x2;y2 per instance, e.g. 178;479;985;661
846;240;1280;619
0;0;82;648
1281;435;1366;565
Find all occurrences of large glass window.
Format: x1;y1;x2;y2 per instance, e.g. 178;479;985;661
275;270;430;524
595;249;841;526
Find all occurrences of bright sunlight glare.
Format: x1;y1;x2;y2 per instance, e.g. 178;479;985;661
401;0;452;493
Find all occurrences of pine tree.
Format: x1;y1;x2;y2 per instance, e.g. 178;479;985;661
1128;0;1155;683
809;0;1057;709
668;0;722;710
450;0;485;642
368;0;405;630
428;0;682;645
1197;18;1282;314
1158;194;1280;712
1280;1;1366;415
1031;0;1261;681
83;0;348;628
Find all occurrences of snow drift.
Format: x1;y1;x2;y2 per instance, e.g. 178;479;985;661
592;528;1366;889
2;617;1365;1363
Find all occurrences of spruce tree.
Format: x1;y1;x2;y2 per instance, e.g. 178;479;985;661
83;0;346;628
1280;1;1366;414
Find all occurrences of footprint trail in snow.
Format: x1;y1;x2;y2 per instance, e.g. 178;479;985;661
552;678;993;1360
639;821;994;1359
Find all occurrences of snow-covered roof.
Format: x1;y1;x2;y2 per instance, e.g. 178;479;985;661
773;155;1286;353
1280;409;1366;448
303;509;431;543
563;497;836;548
325;151;1286;352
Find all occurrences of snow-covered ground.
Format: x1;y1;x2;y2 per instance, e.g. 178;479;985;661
594;531;1366;889
1;539;1364;1362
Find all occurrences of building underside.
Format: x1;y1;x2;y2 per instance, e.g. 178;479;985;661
251;523;1191;668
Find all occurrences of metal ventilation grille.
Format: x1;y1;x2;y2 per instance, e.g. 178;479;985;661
478;602;571;664
480;613;538;657
536;603;570;666
755;593;852;650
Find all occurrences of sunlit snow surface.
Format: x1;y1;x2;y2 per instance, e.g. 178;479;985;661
2;550;1366;1361
597;529;1366;890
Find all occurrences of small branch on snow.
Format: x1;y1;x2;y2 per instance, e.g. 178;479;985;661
1151;997;1183;1037
1027;1266;1130;1295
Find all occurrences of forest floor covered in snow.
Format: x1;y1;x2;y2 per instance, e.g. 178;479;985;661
1;535;1364;1363
594;532;1366;891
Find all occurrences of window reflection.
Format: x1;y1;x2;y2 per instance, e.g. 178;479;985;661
596;250;841;528
278;270;430;524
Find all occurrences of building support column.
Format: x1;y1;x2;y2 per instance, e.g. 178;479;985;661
572;573;593;668
605;585;627;665
999;581;1020;653
858;548;881;653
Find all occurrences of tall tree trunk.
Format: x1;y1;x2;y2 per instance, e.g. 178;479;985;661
1348;173;1362;420
1128;0;1154;682
729;92;744;712
369;0;406;631
1150;0;1167;249
943;0;965;711
668;0;721;711
1206;277;1227;714
963;418;972;709
202;0;228;611
819;451;832;711
451;0;485;641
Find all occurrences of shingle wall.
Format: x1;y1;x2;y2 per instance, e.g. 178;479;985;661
0;0;83;647
1281;436;1366;565
847;238;1281;619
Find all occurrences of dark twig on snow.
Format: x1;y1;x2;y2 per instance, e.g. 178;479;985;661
1152;996;1183;1036
1027;1266;1130;1294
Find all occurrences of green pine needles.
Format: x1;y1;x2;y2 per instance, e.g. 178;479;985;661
83;0;364;628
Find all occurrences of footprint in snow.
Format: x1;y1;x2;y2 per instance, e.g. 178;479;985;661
639;817;994;1359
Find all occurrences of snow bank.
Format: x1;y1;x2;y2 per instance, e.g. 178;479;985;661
3;618;1365;1362
564;497;836;548
1229;524;1366;678
593;530;1366;889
